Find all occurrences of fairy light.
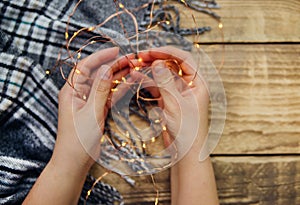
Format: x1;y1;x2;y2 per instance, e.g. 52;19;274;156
75;69;81;74
218;22;223;29
178;69;183;77
45;69;51;75
65;32;69;40
113;79;120;84
88;26;95;31
100;135;105;143
119;3;124;9
194;42;200;48
56;1;224;204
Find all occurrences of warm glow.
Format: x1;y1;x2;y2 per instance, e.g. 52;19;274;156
119;3;124;9
219;22;223;29
88;26;95;31
45;70;51;75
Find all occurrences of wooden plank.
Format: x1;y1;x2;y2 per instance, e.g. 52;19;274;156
91;156;300;205
201;44;300;154
214;156;300;205
178;0;300;43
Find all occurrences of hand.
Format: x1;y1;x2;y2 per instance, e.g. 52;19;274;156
129;47;210;158
24;47;126;205
139;47;217;205
53;47;120;171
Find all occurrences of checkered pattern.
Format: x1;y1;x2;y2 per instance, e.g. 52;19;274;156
0;0;148;204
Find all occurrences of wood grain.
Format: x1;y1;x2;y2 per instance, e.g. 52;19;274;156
214;156;300;205
202;44;300;154
91;156;300;205
179;0;300;43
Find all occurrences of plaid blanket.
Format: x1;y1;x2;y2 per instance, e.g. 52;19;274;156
0;0;148;204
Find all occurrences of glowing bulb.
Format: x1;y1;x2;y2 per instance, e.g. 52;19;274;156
77;53;81;59
142;143;146;149
65;32;69;40
122;77;127;82
219;22;223;29
88;26;95;31
162;126;167;131
45;69;51;75
82;94;87;100
154;119;160;124
113;80;120;84
121;142;127;147
90;40;96;44
194;43;200;48
111;88;118;92
119;3;124;9
188;81;193;86
134;66;140;71
151;137;156;143
166;20;170;25
138;57;143;63
100;135;105;143
73;31;79;37
178;69;183;76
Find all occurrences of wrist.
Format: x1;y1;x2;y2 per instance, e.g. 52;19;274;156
50;142;94;178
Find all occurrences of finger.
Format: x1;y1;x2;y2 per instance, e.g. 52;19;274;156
130;70;160;99
140;47;204;87
109;54;134;72
108;77;134;108
68;47;119;86
139;46;197;74
112;67;130;82
151;61;181;108
79;47;119;73
87;65;112;122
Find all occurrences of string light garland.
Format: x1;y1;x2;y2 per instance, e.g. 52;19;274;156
49;0;225;204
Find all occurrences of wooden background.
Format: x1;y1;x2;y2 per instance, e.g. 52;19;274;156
92;0;300;204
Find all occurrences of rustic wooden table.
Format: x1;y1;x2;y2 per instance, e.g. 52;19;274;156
92;1;300;204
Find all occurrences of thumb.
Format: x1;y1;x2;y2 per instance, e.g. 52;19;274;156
88;65;112;123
